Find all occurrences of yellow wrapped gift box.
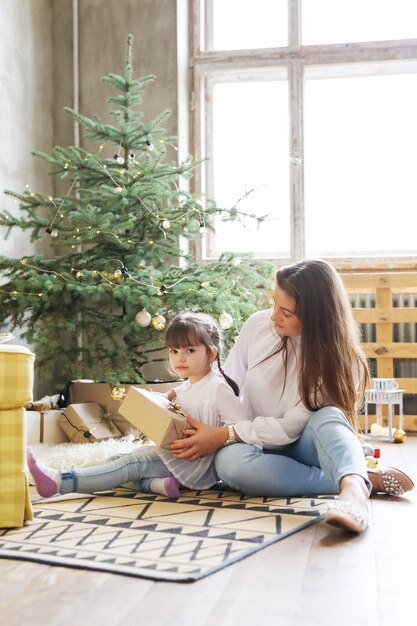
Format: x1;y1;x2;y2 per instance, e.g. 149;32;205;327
0;344;34;409
0;470;32;528
0;345;35;528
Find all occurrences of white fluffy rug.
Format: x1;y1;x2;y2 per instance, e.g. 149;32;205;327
29;434;147;475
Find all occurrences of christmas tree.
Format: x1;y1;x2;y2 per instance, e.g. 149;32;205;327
0;35;274;387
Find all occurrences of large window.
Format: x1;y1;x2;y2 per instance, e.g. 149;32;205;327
190;0;417;268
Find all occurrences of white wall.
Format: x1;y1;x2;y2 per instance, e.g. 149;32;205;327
0;0;55;258
0;0;55;396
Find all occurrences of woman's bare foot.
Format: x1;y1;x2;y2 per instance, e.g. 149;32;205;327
325;474;370;533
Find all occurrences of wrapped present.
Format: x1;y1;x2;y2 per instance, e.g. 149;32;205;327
118;386;187;449
68;380;179;434
26;393;61;412
57;402;122;443
0;471;33;528
26;409;68;445
111;415;141;437
0;344;35;528
0;345;35;410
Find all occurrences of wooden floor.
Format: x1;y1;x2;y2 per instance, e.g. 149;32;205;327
1;437;416;626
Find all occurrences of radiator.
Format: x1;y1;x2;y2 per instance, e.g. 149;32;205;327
350;293;417;378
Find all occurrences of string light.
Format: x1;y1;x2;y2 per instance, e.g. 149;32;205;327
45;177;78;236
0;289;44;298
85;153;125;191
19;260;70;282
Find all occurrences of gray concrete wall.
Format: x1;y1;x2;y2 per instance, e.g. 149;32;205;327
54;0;179;152
2;0;180;254
1;0;181;393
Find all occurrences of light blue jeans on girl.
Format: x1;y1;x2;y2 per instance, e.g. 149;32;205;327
215;406;371;496
60;445;172;495
60;406;370;497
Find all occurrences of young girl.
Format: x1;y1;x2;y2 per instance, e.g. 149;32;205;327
28;311;246;499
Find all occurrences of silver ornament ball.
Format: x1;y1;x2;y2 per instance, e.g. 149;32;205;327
135;309;152;327
218;312;233;330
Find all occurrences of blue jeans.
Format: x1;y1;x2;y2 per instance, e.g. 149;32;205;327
215;406;371;497
60;446;172;495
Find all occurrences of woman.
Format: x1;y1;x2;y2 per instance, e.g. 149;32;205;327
170;259;414;533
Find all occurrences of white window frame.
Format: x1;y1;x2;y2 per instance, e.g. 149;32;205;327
188;0;417;270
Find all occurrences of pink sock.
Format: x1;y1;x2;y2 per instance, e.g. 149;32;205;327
150;477;180;498
27;447;61;497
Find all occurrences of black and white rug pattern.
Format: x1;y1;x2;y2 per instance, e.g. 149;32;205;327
0;488;335;581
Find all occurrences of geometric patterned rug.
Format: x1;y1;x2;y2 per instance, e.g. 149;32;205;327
0;487;335;582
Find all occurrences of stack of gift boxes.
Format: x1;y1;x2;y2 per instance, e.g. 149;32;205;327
0;347;179;528
25;380;179;447
0;344;35;528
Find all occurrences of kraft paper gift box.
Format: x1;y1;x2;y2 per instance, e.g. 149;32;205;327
26;409;68;445
58;402;122;443
118;386;187;449
69;380;179;434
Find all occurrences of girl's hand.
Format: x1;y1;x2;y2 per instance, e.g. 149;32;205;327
166;388;177;402
171;415;227;461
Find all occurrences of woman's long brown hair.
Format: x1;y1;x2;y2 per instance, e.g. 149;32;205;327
276;259;369;429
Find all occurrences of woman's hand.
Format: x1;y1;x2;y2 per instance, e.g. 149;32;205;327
171;415;227;461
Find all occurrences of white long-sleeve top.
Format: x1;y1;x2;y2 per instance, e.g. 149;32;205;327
157;368;246;489
223;309;316;450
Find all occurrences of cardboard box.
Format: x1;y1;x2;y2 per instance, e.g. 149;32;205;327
111;416;141;437
68;381;179;434
118;387;187;449
58;402;122;443
26;410;69;445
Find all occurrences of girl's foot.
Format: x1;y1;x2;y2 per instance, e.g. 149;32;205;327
150;477;180;498
325;474;370;533
27;447;61;497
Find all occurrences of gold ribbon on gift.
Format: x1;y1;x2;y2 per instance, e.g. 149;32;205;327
167;399;188;439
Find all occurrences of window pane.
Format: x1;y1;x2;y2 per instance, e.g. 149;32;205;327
207;80;290;258
304;67;417;257
209;0;287;50
302;0;417;45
